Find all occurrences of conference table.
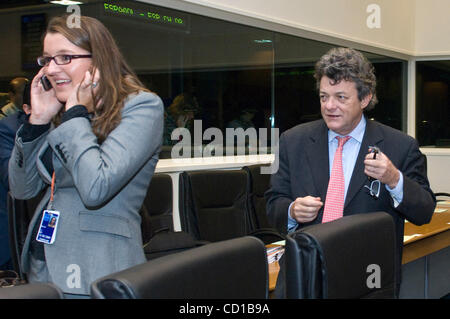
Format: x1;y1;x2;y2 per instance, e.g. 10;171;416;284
402;202;450;263
268;203;450;297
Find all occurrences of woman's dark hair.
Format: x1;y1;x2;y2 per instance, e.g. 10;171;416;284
314;47;378;110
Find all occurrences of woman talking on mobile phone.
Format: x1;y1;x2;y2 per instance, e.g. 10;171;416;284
8;15;164;298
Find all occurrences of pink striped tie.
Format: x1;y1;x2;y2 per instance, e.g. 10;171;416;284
322;136;351;223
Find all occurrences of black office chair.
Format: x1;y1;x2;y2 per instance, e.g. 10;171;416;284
0;282;64;299
285;212;398;299
178;169;253;242
434;192;450;202
90;236;268;299
7;189;46;281
140;173;202;260
243;164;273;229
139;173;174;245
243;164;285;244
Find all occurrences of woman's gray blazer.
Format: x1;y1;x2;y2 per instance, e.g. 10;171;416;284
9;91;164;295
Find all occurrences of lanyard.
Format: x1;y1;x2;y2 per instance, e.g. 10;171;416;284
49;172;55;210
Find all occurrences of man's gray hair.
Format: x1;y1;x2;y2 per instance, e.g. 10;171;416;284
314;47;378;110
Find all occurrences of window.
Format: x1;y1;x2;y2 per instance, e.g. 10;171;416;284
416;60;450;147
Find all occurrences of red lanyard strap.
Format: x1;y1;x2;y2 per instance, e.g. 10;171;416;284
50;172;55;205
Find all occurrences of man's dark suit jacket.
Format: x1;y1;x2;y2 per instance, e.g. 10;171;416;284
265;117;436;293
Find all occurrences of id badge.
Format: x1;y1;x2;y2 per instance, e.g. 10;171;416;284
36;210;60;244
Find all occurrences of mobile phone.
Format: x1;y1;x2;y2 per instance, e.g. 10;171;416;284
369;146;380;159
36;210;60;244
40;75;52;91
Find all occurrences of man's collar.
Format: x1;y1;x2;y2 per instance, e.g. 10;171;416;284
328;115;366;143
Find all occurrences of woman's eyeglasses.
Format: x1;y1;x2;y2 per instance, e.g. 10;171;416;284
37;54;92;67
365;179;381;198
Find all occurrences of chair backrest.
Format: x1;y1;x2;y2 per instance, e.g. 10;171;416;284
0;283;64;299
139;173;173;245
285;212;397;299
7;189;46;279
242;165;285;244
90;236;268;299
434;192;450;202
179;169;252;242
243;164;272;229
7;192;23;278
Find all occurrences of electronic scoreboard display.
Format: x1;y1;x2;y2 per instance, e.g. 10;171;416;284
103;1;189;30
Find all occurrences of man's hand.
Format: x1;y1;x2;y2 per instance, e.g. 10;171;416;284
290;196;323;223
364;149;400;189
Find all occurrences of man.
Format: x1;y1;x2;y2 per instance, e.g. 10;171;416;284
0;77;29;120
0;80;30;270
265;47;435;297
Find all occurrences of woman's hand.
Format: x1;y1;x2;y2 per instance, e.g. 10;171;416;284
29;68;64;125
66;68;101;113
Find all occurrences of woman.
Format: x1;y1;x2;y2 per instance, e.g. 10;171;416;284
8;15;163;297
163;92;200;146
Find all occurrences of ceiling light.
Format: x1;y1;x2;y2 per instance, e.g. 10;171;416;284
50;0;83;5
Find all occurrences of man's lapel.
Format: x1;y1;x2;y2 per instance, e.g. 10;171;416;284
305;120;330;200
344;119;384;208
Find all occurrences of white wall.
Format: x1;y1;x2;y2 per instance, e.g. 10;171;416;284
422;149;450;194
180;0;416;55
179;0;450;56
414;0;450;56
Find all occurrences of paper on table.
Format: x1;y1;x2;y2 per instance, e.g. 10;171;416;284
266;245;285;264
403;234;421;242
436;201;450;207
